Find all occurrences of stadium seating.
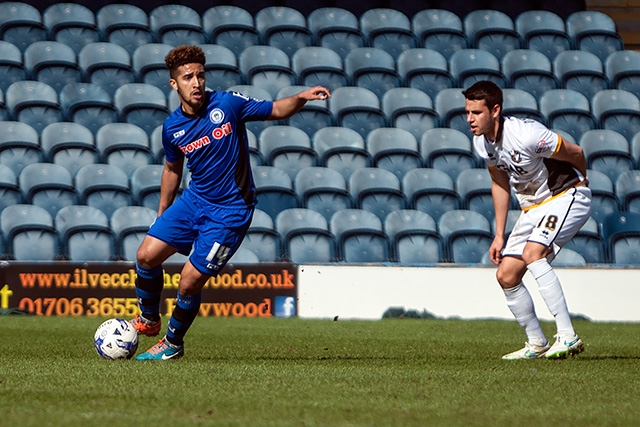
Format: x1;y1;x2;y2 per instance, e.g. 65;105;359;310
553;50;609;102
564;216;607;264
294;166;351;222
502;88;544;122
41;122;97;176
580;130;634;184
202;6;259;56
43;3;99;54
75;163;133;218
259;125;316;180
130;164;163;210
255;7;312;59
24;41;81;94
328;86;386;139
434;88;474;139
420;128;476;181
0;164;22;214
78;42;135;97
113;83;169;137
438;209;494;263
381;87;438;141
277;86;333;138
601;211;640;264
359;8;416;60
449;49;507;89
348;167;405;222
96;4;153;56
1;204;58;261
132;43;173;95
330;208;390;263
411;9;468;61
366;127;421;180
464;9;521;61
402;168;460;222
385;209;443;264
345;47;401;99
239;208;282;262
605;50;640;100
0;121;43;176
252;165;299;221
502;49;557;102
539;89;596;143
566;10;624;62
149;5;205;47
96;123;153;177
55;205;115;261
515;10;571;61
5;80;63;134
276;208;336;263
591;89;640;144
616;170;640;214
307;7;364;60
456;168;495;221
292;46;348;92
0;2;47;53
239;45;295;99
0;41;27;92
313;126;371;180
587;169;621;225
397;48;454;101
110;205;156;261
59;82;118;135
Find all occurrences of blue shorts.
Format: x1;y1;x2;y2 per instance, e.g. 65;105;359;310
147;189;254;275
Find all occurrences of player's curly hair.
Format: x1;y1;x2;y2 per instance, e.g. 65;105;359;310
165;45;206;78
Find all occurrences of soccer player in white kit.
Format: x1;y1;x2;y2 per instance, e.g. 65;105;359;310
463;81;591;359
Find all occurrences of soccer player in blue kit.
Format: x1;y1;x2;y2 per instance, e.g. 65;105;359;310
131;45;330;360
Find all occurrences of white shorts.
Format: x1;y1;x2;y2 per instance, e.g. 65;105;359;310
503;186;592;259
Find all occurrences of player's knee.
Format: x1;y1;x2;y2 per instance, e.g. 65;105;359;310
496;265;523;289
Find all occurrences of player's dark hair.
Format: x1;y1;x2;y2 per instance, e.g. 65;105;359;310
165;45;206;78
462;80;503;111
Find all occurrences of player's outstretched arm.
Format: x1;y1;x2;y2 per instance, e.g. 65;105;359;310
269;86;331;120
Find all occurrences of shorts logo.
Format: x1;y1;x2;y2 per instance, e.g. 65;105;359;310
209;108;225;124
535;139;552;154
274;296;296;317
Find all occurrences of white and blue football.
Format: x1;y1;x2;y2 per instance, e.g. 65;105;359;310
94;318;139;360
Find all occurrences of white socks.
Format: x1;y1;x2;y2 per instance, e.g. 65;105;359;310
504;283;547;347
527;258;575;338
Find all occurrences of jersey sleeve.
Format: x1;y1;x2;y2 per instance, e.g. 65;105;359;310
228;91;274;122
162;124;183;164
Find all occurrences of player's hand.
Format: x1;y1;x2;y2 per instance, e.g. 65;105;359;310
489;236;505;265
300;86;331;101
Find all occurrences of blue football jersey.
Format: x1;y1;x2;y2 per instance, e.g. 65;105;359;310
162;90;273;207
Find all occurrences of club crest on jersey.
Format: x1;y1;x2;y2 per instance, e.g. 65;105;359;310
535;139;552;154
209;108;225;124
510;150;522;163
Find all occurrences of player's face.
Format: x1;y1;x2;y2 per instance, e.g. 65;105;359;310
465;99;500;140
170;63;206;115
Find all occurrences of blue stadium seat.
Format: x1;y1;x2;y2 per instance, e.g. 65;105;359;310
566;11;624;62
132;43;173;95
563;216;607;264
200;44;243;93
605;50;640;101
591;89;640;144
5;80;63;134
276;208;336;263
41;122;97;176
434;88;474;140
502;88;544;123
345;47;401;99
502;49;558;102
19;162;77;217
330;208;391;263
110;206;156;261
252;165;299;221
464;10;521;61
456;168;495;221
0;121;42;176
553;50;609;102
59;82;117;135
449;49;507;89
307;7;364;60
130;164;163;211
239;208;282;262
96;4;152;56
149;5;205;47
328;86;387;140
96;123;153;177
385;209;443;264
539;89;596;143
438;209;493;264
616;170;640;214
313;126;371;181
239;45;295;99
0;41;27;92
359;8;416;60
75;163;133;218
381;87;438;141
397;48;454;101
580;129;634;184
294;166;351;222
292;46;348;92
114;83;169;137
23;41;81;94
420;127;476;181
255;7;311;59
0;2;47;53
490;209;522;241
0;164;22;214
366;127;421;180
402;168;460;222
259;125;316;180
55;205;115;261
348;167;405;222
551;248;587;266
1;204;58;260
78;42;135;97
43;3;99;55
202;6;259;56
601;211;640;264
0;89;6;121
228;247;260;264
587;169;621;225
412;9;468;61
515;10;571;61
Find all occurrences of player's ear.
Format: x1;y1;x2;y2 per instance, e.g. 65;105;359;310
169;78;178;92
491;104;501;119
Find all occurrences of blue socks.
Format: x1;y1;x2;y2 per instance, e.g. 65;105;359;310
166;292;202;346
134;263;163;322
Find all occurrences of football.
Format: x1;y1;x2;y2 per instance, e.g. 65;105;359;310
94;318;139;360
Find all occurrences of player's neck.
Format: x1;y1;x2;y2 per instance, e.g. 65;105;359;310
486;116;504;143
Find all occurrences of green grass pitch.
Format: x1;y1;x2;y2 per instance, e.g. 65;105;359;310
1;316;639;427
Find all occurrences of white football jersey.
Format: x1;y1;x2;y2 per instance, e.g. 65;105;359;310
472;116;587;210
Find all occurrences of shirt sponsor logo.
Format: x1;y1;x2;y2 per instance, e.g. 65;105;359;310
178;123;233;154
173;129;185;139
535;139;552;154
209;108;225;124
